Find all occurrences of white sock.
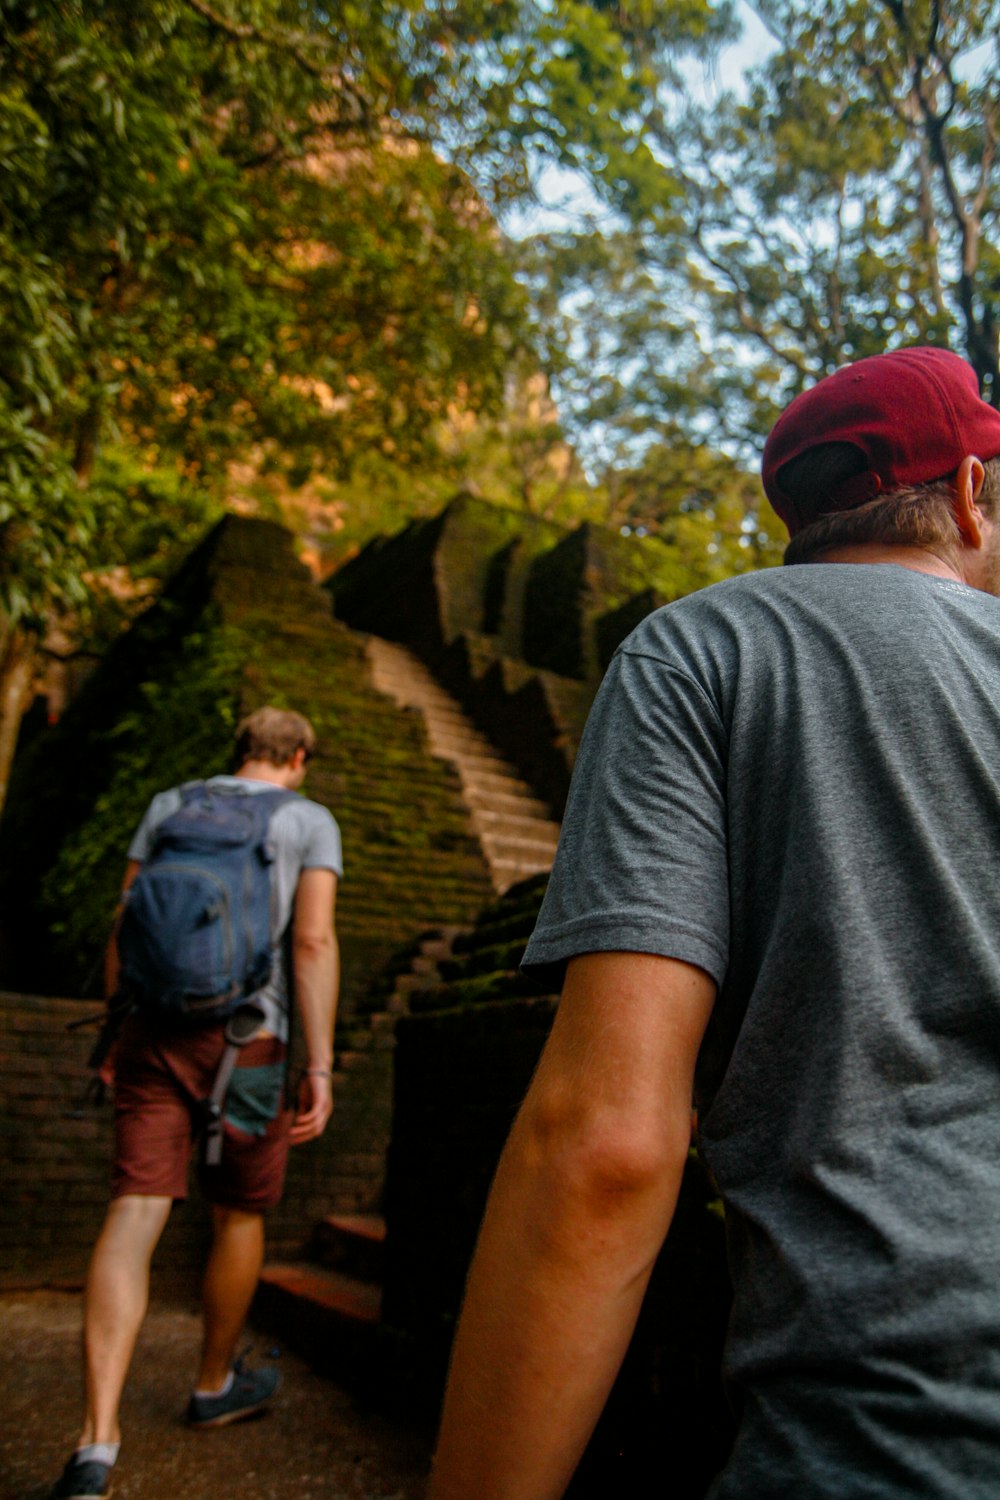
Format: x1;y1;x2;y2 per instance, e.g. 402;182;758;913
75;1443;120;1468
194;1370;234;1398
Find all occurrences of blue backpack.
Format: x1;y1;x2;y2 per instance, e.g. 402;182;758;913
118;781;296;1024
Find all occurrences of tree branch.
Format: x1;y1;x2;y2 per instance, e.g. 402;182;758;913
182;0;328;76
916;132;949;319
690;223;813;376
970;103;998;221
180;0;377;129
735;2;789;48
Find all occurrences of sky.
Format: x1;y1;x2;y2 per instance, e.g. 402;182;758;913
503;1;777;239
696;0;775;94
502;1;995;239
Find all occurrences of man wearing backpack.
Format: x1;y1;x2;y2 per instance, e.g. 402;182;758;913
49;706;342;1500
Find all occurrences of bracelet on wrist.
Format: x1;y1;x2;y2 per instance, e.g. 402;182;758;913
306;1066;333;1078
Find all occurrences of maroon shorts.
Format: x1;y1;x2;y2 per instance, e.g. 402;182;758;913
111;1015;293;1214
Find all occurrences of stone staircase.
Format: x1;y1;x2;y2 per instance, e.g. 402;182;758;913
255;1212;386;1386
367;636;561;893
256;929;460;1376
254;880;550;1386
255;647;562;1365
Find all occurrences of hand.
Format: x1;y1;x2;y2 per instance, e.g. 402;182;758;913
290;1067;333;1145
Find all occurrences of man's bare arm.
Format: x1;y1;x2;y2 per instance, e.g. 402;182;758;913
289;866;339;1144
428;950;716;1500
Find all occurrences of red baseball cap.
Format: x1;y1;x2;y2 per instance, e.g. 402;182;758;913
762;346;1000;536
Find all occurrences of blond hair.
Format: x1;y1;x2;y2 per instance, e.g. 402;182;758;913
235;706;316;767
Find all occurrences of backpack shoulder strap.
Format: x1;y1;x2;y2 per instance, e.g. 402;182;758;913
256;787;299;811
144;781;205;856
243;787;299;839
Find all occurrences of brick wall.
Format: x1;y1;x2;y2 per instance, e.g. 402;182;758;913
0;992;389;1296
0;993;192;1292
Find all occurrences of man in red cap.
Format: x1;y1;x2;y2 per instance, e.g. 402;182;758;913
429;347;1000;1499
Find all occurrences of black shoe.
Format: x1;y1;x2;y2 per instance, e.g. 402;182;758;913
48;1456;113;1500
186;1359;280;1428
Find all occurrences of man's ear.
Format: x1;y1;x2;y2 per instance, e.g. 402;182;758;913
953;455;987;547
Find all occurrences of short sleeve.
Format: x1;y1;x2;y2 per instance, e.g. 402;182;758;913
299;803;343;878
521;646;730;991
126;788;184;863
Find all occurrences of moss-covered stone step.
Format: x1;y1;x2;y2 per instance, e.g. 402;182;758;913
312;1213;387;1283
253;1263;381;1382
449;879;547;956
461;788;552;819
439;939;529;982
343;844;493;873
408;970;538;1014
451;911;540;955
426;740;525;771
486;829;560;859
453;766;541;796
366;635;561;895
488;857;555;884
470;808;561;840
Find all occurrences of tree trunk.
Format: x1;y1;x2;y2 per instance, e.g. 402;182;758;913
0;627;38;819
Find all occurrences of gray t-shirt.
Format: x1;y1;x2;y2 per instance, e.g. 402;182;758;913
128;775;343;1040
523;563;1000;1497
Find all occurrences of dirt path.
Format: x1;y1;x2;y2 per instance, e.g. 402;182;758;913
0;1292;431;1500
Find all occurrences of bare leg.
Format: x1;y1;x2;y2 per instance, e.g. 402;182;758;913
79;1195;173;1446
196;1206;265;1391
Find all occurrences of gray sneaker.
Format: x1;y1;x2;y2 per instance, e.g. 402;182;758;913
186;1359;280;1428
48;1456;113;1500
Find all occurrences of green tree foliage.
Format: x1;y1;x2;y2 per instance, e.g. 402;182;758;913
523;0;1000;468
1;0;731;623
1;0;731;807
0;2;520;604
37;623;245;981
603;434;786;578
